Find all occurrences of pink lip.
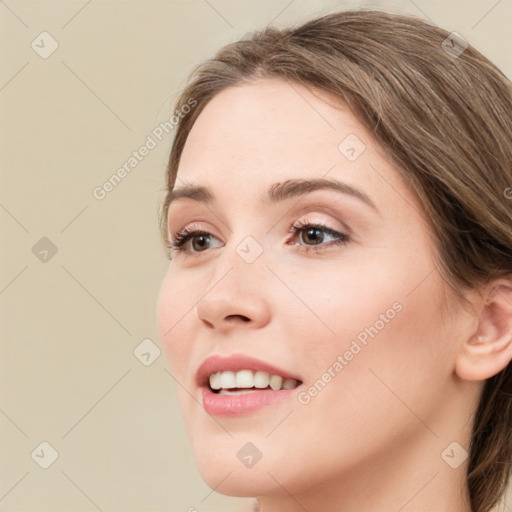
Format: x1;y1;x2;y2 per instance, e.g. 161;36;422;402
201;387;299;416
195;353;303;416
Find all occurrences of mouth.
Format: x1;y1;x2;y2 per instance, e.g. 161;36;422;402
195;353;304;415
208;369;302;395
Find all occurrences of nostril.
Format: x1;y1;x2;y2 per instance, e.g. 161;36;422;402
226;315;250;322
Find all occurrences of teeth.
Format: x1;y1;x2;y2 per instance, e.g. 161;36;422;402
209;370;300;392
209;371;221;390
281;378;297;390
219;371;236;389
269;375;283;390
254;370;269;389
236;369;254;388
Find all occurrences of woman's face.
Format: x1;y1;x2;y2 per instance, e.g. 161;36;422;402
157;78;470;502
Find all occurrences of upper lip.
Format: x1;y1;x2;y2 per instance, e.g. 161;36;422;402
195;353;303;388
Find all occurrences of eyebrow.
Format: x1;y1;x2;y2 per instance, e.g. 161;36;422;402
166;178;379;213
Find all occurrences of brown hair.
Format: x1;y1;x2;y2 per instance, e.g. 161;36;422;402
159;8;512;511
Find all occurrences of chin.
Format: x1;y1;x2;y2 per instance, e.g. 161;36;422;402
195;459;275;497
189;437;288;497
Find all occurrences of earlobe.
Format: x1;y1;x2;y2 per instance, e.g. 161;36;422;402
454;279;512;381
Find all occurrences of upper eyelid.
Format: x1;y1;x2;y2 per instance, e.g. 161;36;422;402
170;214;346;239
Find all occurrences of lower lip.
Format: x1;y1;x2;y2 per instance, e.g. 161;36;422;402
201;386;299;416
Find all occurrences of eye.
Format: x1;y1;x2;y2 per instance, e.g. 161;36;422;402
167;219;350;259
168;226;222;258
287;219;350;253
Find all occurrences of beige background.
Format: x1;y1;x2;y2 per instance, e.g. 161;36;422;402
1;0;511;510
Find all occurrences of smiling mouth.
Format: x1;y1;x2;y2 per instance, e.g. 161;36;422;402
208;369;302;394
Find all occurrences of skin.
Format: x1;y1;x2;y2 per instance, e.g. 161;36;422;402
157;77;512;511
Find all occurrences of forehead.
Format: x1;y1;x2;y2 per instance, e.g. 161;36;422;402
181;78;363;167
175;77;412;213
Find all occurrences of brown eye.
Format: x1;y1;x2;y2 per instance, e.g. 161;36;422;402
289;220;350;253
189;233;211;251
300;226;325;245
168;228;222;257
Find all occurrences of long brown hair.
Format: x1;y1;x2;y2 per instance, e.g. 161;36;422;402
159;9;512;511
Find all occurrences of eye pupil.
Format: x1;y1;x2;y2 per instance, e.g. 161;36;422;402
304;227;323;245
192;234;209;251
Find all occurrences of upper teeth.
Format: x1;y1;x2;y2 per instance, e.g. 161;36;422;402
209;370;299;391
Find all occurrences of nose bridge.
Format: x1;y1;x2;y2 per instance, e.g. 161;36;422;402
195;234;271;331
213;223;269;289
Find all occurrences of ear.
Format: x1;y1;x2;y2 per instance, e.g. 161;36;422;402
455;278;512;381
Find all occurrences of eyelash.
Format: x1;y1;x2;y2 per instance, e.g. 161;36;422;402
167;219;350;259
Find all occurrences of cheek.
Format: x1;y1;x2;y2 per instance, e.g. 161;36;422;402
314;268;450;432
271;281;451;490
157;270;194;378
288;246;451;419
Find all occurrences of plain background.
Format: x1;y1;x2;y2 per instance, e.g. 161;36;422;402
1;0;511;510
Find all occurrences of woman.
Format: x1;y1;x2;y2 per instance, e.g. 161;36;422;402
157;9;512;512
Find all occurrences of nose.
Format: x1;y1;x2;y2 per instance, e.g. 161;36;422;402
196;269;272;333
